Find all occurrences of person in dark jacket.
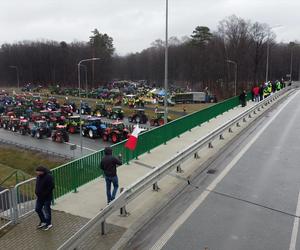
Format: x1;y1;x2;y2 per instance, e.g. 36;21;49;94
100;147;122;204
35;166;54;230
239;90;247;107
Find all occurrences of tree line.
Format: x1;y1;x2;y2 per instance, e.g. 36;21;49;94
0;15;299;98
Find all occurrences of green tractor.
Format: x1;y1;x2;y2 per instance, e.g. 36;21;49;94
92;103;108;117
65;115;82;134
107;106;124;120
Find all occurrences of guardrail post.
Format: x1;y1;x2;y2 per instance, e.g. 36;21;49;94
10;188;19;224
119;188;129;217
208;142;213;148
248;114;252;118
194;152;200;159
219;134;224;140
176;165;184;173
101;220;106;235
228;127;233;133
236;122;241;127
243;118;247;122
153;182;160;192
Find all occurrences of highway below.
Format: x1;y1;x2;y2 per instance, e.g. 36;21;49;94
126;89;300;250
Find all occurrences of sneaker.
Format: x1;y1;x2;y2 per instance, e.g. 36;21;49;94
37;222;47;229
42;224;53;231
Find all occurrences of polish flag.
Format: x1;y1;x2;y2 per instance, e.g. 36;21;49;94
125;125;145;151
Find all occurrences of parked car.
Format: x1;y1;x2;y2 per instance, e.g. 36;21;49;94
128;109;148;124
82;117;106;139
31;120;52;139
102;121;130;143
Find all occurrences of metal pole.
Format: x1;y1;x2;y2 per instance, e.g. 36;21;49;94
164;0;169;125
234;63;237;96
265;39;270;83
77;58;100;155
78;63;83;155
85;67;88;97
290;46;293;83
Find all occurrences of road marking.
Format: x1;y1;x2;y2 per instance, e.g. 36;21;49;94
150;91;299;250
45;138;97;152
64;142;97;152
289;191;300;250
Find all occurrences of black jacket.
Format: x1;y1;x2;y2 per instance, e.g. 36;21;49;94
100;151;122;177
35;168;55;201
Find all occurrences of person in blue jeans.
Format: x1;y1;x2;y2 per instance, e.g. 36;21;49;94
35;166;54;231
100;147;122;204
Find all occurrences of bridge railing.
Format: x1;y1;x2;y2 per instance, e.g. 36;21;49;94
51;94;245;199
58;86;292;250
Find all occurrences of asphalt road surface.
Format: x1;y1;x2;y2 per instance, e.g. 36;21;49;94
126;89;300;250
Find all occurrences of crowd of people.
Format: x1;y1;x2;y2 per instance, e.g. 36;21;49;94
251;79;286;102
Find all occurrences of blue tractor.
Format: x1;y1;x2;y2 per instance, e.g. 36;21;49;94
82;117;106;139
31;120;52;139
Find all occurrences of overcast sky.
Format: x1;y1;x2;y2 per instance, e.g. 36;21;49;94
0;0;299;55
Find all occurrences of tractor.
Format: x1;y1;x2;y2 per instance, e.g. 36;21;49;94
31;120;52;139
82;117;106;139
77;102;92;115
149;111;172;127
107;106;124;120
8;117;20;132
52;125;69;143
92;103;108;117
19;118;31;135
102;121;130;143
1;115;10;129
65;115;81;134
128;109;148;124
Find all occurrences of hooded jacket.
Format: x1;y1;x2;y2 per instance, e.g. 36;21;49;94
35;166;55;201
100;147;122;177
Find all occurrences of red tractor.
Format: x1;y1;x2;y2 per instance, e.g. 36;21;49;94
102;121;130;143
19;118;31;135
8;117;20;132
52;125;69;143
149;111;172;127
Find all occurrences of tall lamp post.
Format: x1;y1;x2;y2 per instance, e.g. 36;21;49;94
289;42;300;83
9;65;20;90
164;0;169;125
79;64;88;97
78;58;100;155
226;60;238;96
265;25;282;83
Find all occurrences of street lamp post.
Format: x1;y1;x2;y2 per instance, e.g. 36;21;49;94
289;42;300;83
226;60;238;96
163;0;169;125
266;25;282;83
79;64;88;97
78;58;100;155
9;66;20;90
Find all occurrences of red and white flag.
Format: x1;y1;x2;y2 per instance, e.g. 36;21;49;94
125;125;145;151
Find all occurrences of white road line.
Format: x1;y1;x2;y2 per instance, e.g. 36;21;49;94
289;191;300;250
150;91;299;250
45;138;97;152
64;141;97;152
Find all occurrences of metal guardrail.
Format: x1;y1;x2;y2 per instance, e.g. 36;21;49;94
0;137;72;160
58;87;292;250
0;178;37;231
14;178;36;220
0;188;13;230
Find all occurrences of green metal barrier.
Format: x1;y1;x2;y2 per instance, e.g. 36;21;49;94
52;94;246;199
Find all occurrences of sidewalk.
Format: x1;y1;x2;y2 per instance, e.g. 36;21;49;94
0;100;258;249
